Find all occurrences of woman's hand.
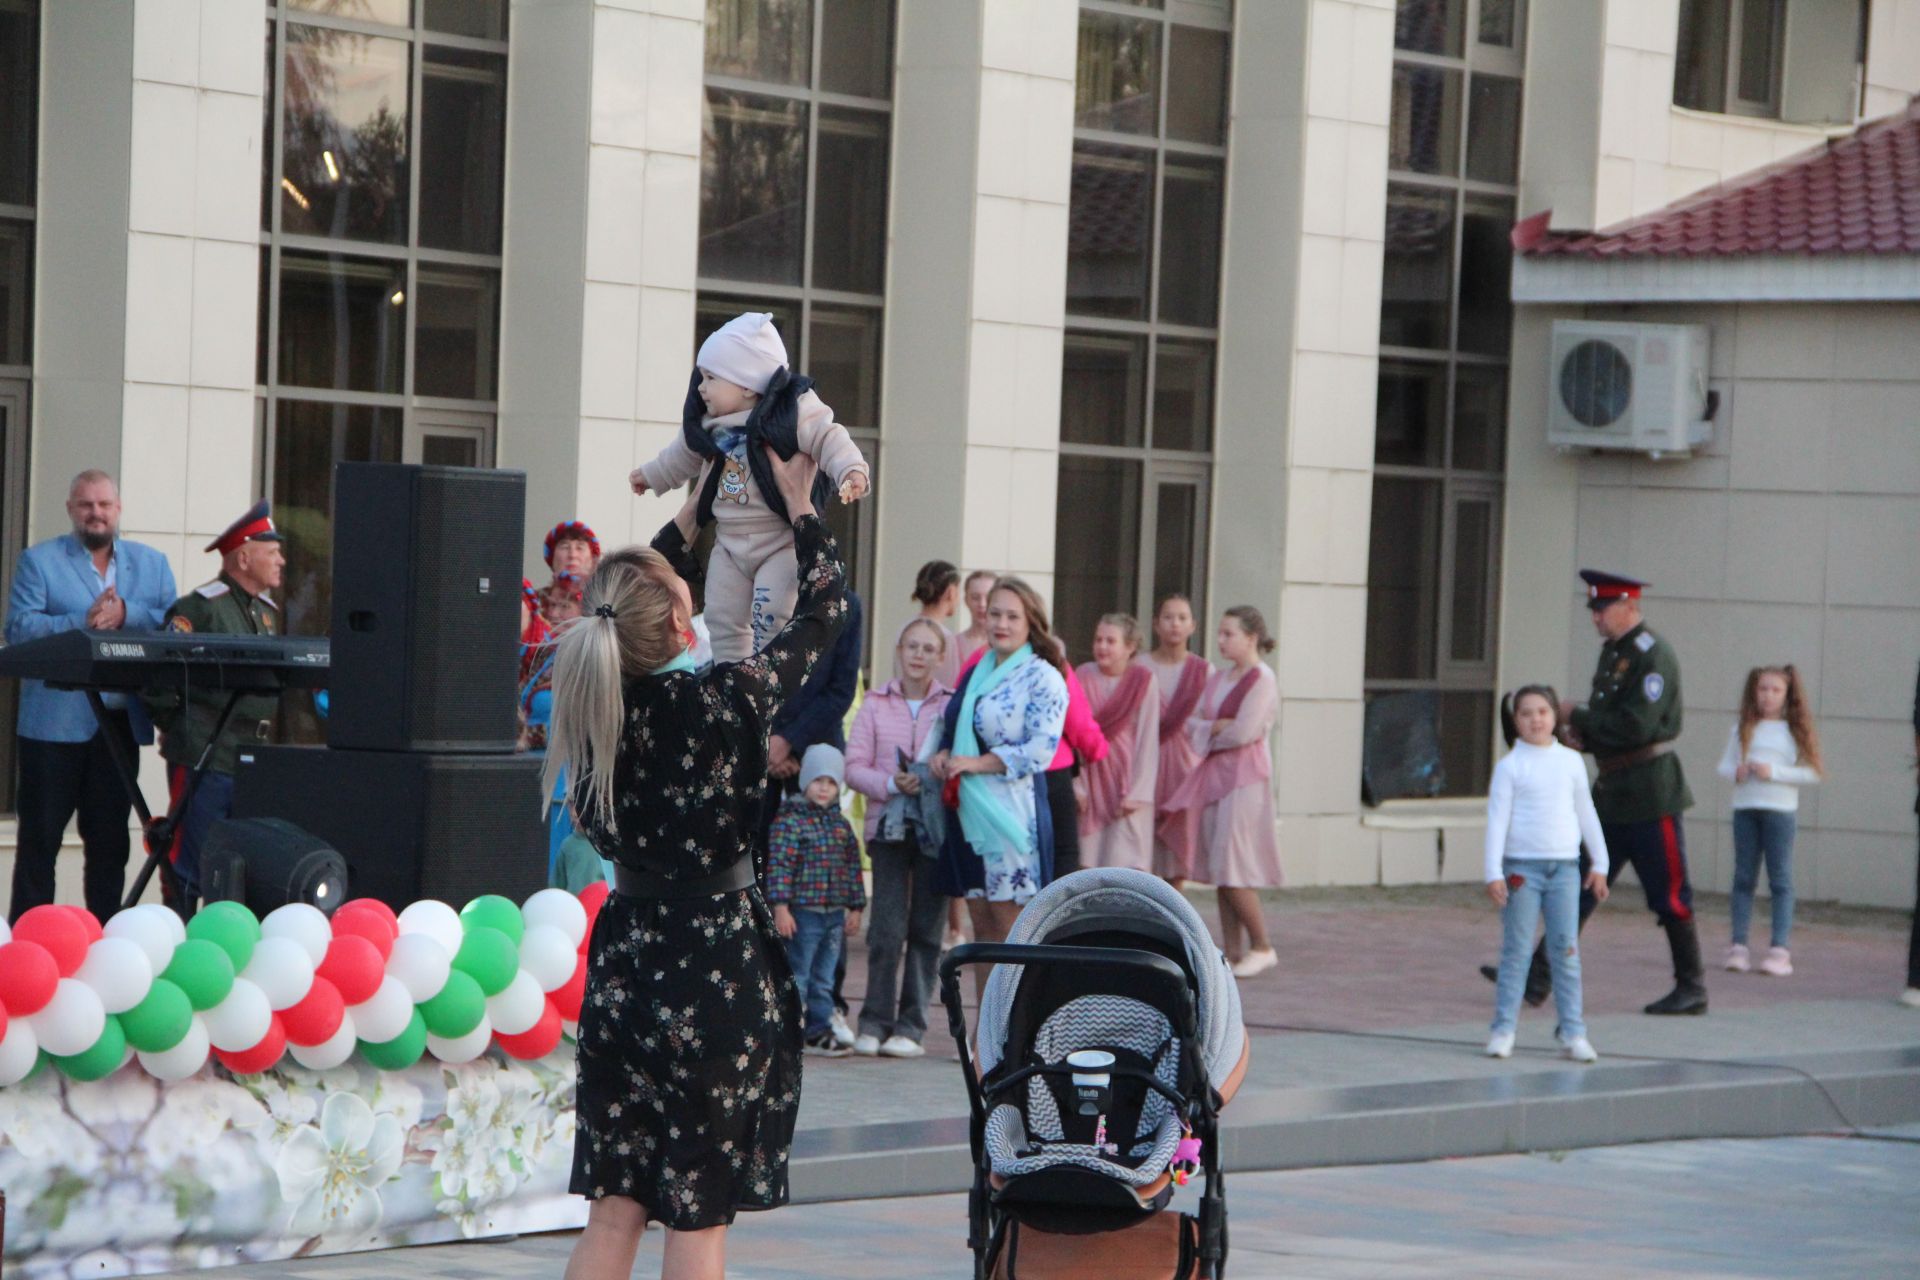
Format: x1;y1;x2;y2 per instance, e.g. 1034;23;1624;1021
845;909;862;936
1750;761;1773;781
1485;878;1509;907
929;750;953;781
773;904;796;939
894;769;921;796
1585;871;1610;902
764;445;819;521
948;753;1005;777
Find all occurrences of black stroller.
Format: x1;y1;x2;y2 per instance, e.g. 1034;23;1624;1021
939;868;1251;1279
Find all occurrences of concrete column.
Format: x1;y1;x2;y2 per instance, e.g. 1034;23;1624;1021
1213;0;1392;885
32;0;264;590
501;0;705;582
872;0;1076;652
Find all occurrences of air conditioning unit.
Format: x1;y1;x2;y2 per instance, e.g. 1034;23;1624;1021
1547;321;1712;458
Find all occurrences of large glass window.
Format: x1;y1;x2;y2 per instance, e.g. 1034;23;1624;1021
1365;0;1523;799
700;0;895;635
261;4;508;635
1055;1;1230;659
1674;0;1793;117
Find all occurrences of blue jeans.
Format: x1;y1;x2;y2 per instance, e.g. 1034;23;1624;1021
785;907;844;1038
1492;858;1585;1041
1730;808;1796;949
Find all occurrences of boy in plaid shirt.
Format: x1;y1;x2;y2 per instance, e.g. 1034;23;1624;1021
769;744;866;1056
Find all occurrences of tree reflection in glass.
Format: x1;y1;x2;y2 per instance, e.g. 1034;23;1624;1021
281;24;410;244
699;89;807;285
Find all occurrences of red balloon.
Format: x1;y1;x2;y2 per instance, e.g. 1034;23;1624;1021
315;935;384;1005
0;997;9;1044
339;897;398;933
330;907;395;962
550;954;587;1022
495;999;562;1060
60;906;104;945
577;880;609;919
281;976;345;1046
0;941;59;1017
13;906;90;977
215;1015;287;1075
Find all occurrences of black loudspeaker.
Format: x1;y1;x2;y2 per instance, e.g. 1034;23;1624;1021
201;817;349;917
327;463;526;752
232;745;550;910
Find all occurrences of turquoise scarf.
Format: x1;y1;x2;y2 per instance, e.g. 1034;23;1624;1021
953;644;1034;857
650;647;697;677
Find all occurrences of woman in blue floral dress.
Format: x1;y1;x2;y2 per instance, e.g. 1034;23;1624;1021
544;450;848;1280
928;577;1070;977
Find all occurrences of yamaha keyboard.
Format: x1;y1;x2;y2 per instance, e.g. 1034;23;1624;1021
0;629;330;692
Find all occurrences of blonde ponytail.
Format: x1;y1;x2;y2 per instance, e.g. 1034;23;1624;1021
541;547;685;833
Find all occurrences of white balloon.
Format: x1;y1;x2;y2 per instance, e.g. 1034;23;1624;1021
349;976;414;1044
519;925;578;992
260;903;332;968
385;932;451;1003
396;900;463;954
139;902;188;948
0;1018;38;1085
288;1013;357;1070
426;1014;493;1064
241;936;316;1011
104;908;177;976
521;888;588;948
485;970;545;1036
138;1015;210;1081
204;978;273;1053
30;979;107;1057
75;937;154;1014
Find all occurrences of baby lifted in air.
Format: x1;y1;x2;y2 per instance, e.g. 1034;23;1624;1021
629;311;870;661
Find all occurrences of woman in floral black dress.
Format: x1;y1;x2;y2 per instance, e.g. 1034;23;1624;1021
546;449;848;1279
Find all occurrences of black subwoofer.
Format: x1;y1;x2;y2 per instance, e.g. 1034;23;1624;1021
232;745;549;910
327;463;526;752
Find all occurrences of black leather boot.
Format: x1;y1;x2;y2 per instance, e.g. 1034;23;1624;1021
1644;919;1709;1015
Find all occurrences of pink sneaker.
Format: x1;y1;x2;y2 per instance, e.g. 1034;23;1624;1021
1759;947;1793;977
1724;944;1750;973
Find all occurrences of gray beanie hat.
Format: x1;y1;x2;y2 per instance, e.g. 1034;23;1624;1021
798;744;846;794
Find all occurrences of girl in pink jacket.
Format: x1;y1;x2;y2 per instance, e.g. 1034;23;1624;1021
844;618;953;1056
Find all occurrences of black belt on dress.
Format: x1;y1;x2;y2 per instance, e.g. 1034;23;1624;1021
612;857;756;900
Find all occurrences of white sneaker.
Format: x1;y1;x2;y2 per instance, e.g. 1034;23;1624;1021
1561;1035;1598;1064
829;1010;856;1048
852;1034;881;1056
1230;948;1278;979
1486;1030;1515;1059
1758;946;1793;977
1724;943;1751;973
1899;987;1920;1008
878;1035;926;1058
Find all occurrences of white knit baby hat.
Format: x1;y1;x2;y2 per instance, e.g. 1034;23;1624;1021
695;311;790;394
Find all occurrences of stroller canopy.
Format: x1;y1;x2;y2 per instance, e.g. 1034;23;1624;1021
978;867;1247;1093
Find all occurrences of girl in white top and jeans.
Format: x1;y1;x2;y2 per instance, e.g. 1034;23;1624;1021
1717;665;1823;977
1484;686;1611;1063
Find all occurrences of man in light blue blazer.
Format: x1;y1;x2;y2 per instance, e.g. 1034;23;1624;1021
5;470;177;922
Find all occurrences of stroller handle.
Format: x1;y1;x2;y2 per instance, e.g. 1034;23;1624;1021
938;941;1190;986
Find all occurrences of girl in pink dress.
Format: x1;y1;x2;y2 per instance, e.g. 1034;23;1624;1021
1147;595;1209;885
1167;606;1282;979
1075;614;1160;872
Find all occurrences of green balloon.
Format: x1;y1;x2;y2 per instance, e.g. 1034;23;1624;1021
459;895;524;945
52;1014;126;1082
358;1008;427;1071
120;979;194;1052
162;939;236;1012
187;901;260;972
452;926;518;997
418;969;485;1039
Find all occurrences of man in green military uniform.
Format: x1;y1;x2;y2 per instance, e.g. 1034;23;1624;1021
1563;569;1705;1015
145;501;286;916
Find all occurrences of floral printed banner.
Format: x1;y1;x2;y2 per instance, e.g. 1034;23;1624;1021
0;1043;585;1277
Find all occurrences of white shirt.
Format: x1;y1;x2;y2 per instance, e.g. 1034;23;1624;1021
1483;740;1610;883
1716;720;1820;812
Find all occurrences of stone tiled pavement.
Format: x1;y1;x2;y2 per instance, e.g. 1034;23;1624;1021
162;1129;1920;1278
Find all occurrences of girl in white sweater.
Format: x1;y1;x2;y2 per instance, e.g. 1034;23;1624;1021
1485;686;1610;1063
1717;665;1824;977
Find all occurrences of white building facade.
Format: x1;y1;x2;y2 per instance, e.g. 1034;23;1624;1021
4;0;1918;905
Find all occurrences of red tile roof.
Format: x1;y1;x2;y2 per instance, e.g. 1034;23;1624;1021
1517;97;1920;258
